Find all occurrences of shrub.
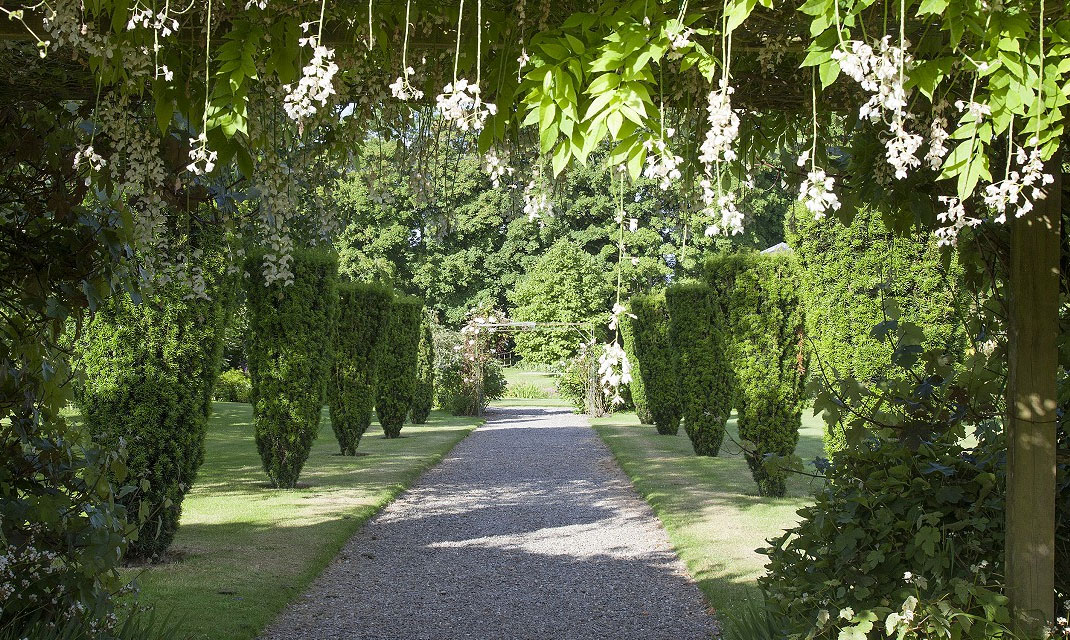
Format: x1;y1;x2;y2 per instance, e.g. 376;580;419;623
760;437;1010;640
666;282;732;456
620;312;653;424
327;282;393;455
75;234;234;558
375;296;423;437
215;368;251;403
704;253;808;496
410;313;435;424
628;293;682;435
557;344;609;415
433;326;506;416
786;205;964;455
504;382;551;399
509;239;613;364
246;249;338;488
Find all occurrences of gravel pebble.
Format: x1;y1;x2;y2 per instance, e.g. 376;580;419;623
260;407;719;640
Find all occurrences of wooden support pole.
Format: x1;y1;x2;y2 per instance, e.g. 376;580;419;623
1006;161;1061;635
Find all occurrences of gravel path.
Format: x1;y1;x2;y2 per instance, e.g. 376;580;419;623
260;406;718;640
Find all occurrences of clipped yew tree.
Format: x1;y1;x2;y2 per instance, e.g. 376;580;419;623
75;228;234;559
375;296;423;438
786;206;962;454
620;313;653;424
328;282;393;455
705;252;807;497
628;293;681;436
666;282;732;457
246;249;338;488
410;313;435;424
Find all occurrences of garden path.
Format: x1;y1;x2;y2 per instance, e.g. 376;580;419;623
260;407;717;640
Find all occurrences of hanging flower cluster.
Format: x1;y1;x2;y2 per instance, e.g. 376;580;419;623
925;106;951;170
126;7;178;36
983;138;1055;222
435;79;497;132
186;131;217;175
798;166;841;220
483;148;515;188
523;166;552;221
698;80;740;165
704;190;744;236
389;66;425;101
642;132;683;190
597;341;632;406
933;196;981;247
73;144;106;177
282;26;339;126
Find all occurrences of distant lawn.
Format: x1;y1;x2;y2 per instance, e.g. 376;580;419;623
131;402;478;640
591;410;826;619
498;366;575;407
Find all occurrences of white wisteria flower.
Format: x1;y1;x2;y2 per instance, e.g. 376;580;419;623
126;8;178;37
73;144;106;174
483;148;515;188
283;29;339;126
186;132;217;175
642;134;683;190
389;66;425;102
699;80;739;166
607;302;636;332
933;196;981;247
435;78;497;132
798;168;841;220
926;109;951;170
704;191;744;236
523;177;552;221
597;340;632;406
983;140;1054;222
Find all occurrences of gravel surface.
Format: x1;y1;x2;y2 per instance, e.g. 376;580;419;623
260;407;718;640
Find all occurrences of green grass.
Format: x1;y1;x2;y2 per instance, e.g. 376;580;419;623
590;410;827;618
131;402;478;640
497;366;575;407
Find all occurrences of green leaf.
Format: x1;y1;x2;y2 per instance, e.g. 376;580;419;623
551;140;570;175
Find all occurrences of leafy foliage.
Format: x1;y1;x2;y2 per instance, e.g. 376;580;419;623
215;368;251;403
75;254;234;558
432;326;507;416
246;250;338;488
628;293;682;436
665;282;732;457
705;253;808;496
509;238;614;364
327;282;393;455
760;438;1011;640
375;296;423;438
786;206;964;455
411;313;436;424
620;312;653;424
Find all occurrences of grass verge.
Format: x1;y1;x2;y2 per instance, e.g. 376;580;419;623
131;403;478;640
590;410;826;618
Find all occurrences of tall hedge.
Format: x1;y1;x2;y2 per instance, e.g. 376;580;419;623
375;296;423;438
666;282;732;456
704;252;808;497
786;205;963;454
410;313;435;424
620;313;653;424
628;293;682;435
246;249;338;488
75;231;234;559
328;282;393;455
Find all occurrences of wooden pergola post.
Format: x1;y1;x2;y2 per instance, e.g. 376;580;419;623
1005;160;1061;635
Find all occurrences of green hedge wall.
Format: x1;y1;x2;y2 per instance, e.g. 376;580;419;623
75;233;234;559
628;293;682;435
620;313;653;424
786;206;963;454
666;282;733;456
410;313;435;424
328;282;393;455
704;252;807;497
246;249;338;488
375;296;423;438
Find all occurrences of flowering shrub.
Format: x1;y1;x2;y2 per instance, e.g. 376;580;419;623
628;293;682;436
704;253;808;496
215;369;252;403
760;437;1010;640
74;229;234;559
411;313;436;425
246;250;337;488
665;282;732;457
375;296;423;438
328;282;393;455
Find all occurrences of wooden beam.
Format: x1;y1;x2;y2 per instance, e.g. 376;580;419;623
1005;157;1061;636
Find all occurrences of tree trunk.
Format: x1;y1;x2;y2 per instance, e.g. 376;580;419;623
1005;161;1061;635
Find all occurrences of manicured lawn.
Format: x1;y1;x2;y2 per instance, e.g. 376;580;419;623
591;410;826;618
498;366;574;408
131;402;479;640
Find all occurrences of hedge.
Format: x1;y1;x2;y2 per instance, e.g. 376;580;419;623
620;312;653;424
246;249;338;488
410;312;435;424
215;368;251;403
628;293;682;435
666;282;732;457
786;205;963;455
327;282;393;455
75;231;234;559
704;252;807;497
375;296;423;438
